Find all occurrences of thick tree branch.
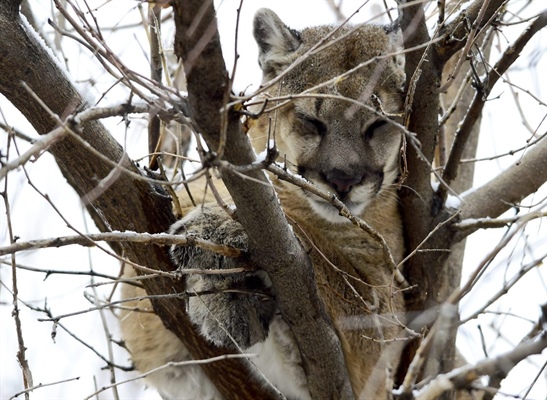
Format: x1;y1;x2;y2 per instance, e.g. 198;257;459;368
453;211;547;235
147;4;163;170
398;0;444;304
398;0;461;328
434;30;492;383
395;0;539;328
457;135;547;240
172;1;353;399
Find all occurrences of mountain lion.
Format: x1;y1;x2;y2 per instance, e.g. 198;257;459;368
121;8;407;399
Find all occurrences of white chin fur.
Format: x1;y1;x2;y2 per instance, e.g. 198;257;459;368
308;197;367;223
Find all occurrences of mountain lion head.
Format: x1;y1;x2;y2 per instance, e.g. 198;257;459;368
250;8;406;222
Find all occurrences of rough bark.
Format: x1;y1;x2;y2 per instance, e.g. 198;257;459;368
426;25;493;382
172;1;353;399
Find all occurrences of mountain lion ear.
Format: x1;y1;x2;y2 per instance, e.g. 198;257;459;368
253;8;302;75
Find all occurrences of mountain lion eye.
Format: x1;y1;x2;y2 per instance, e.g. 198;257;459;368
364;119;387;140
298;115;327;136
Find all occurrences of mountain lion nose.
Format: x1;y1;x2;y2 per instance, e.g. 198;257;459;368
325;169;362;197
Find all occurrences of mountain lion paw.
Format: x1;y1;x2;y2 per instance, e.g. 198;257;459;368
169;205;276;349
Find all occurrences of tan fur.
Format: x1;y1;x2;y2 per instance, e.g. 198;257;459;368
121;9;408;399
276;182;405;398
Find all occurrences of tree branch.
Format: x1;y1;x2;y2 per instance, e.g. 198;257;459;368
437;0;506;63
0;231;244;259
453;211;547;235
147;3;163;170
172;1;353;398
457;135;547;240
415;331;547;399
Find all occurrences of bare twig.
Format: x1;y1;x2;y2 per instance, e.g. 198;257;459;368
0;231;244;259
449;213;540;305
460;130;547;165
1;122;33;398
399;303;459;397
82;354;257;400
439;68;472;127
326;0;346;23
460;252;547;324
54;0;179;104
9;377;80;400
0;97;196;188
147;3;163;170
0;126;66;181
438;0;492;93
23;301;133;371
395;210;461;270
25;84;134;161
85;226;121;400
36;293;186;323
0;259;119;281
0;122;35;142
454;211;547;233
438;0;506;63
